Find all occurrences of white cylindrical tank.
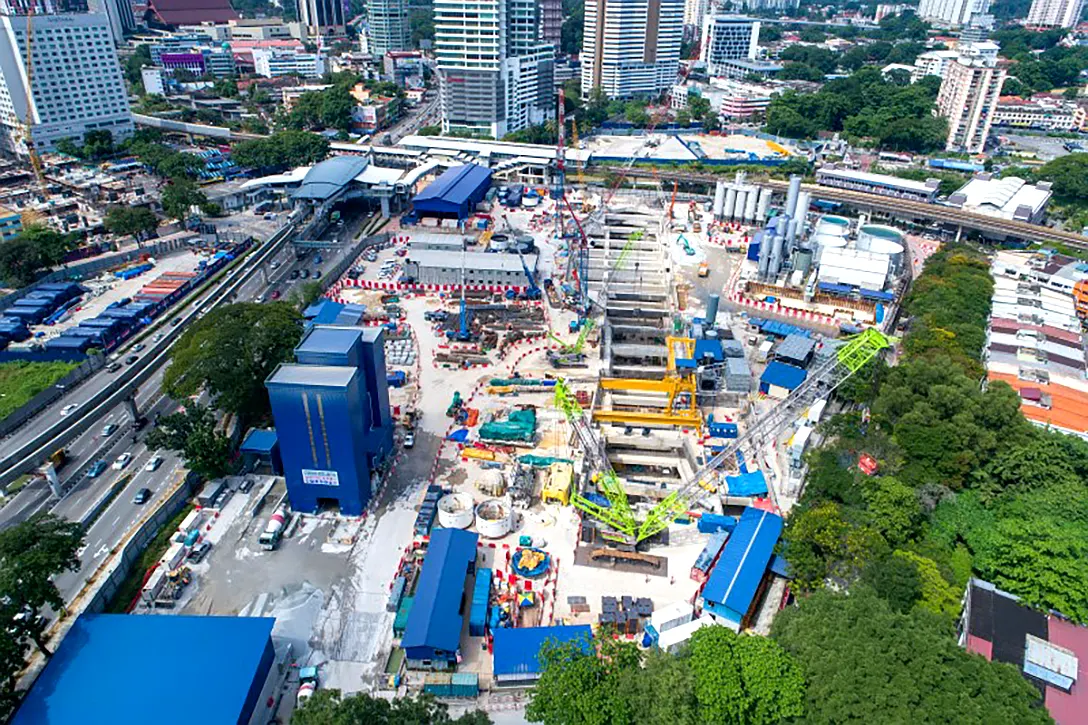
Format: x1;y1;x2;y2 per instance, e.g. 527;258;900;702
813;233;847;263
733;189;747;221
490;234;510;252
755;187;771;222
815;215;849;237
785;174;802;218
713;181;726;218
264;507;287;538
743;186;758;222
475;499;513;538
438;492;475;529
795;191;810;224
724;186;737;220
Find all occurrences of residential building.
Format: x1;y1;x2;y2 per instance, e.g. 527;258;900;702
157;46;237;77
0;1;87;11
701;15;759;77
0;205;21;241
874;3;910;20
947;174;1053;223
252;48;327;78
917;0;991;27
581;0;684;99
911;49;960;82
714;58;782;80
0;11;133;156
350;84;402;131
553;57;581;86
1025;0;1085;27
733;0;798;9
366;0;410;55
435;0;555;138
141;66;167;95
717;80;773;118
936;41;1006;153
384;51;424;87
684;0;709;37
993;95;1086;131
296;0;345;39
540;0;562;47
227;19;302;41
89;0;136;44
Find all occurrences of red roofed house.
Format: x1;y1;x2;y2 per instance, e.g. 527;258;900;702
144;0;238;28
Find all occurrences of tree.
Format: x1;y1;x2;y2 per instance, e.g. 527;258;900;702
161;177;210;221
772;588;1053;724
82;130;115;160
15;224;75;266
124;44;152;89
1035;153;1088;205
861;552;922;613
294;689;490;724
781;501;887;591
528;634;643;724
231;130;330;171
625;101;649;127
146;404;234;480
212;78;238;98
0;513;84;656
104;206;159;244
163;302;303;421
0;238;48;287
676;109;692;128
293;281;325;309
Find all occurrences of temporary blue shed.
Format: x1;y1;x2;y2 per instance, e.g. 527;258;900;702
702;507;783;631
412;164;492;220
492;625;593;683
759;361;807;397
11;614;276;725
240;428;282;474
724;470;768;497
402;528;479;668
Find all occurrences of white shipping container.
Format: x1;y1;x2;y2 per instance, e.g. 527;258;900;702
757;340;774;363
790;426;813;463
657;616;717;653
161;542;188;571
178;509;204;535
651;600;695;635
807;399;828;425
142;568;166;602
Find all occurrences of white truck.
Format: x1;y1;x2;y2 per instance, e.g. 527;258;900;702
259;506;290;551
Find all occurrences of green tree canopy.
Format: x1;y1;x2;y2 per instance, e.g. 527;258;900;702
146;403;234;479
104;206;159;243
232;130;330;171
161;177;212;222
293;689;490;725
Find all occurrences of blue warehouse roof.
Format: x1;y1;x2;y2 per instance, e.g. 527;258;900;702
402;528;479;658
412;164;492;219
303;298;345;323
703;507;783;614
12;614;275;725
493;625;594;680
240;428;279;454
760;361;807;391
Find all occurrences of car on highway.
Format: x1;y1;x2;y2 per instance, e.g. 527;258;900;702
172;317;182;326
187;541;212;563
106;362;121;373
132;488;152;504
125;355;139;365
152;333;165;343
301;269;311;279
87;460;108;478
60;403;78;417
145;455;165;472
132;343;146;352
270;261;281;269
314;254;323;264
102;423;118;436
112;452;133;470
314;270;322;279
290;270;300;280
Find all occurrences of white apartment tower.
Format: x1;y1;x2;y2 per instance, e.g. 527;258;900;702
684;0;708;36
917;0;992;27
936;42;1006;153
435;0;555;138
1025;0;1085;27
582;0;685;99
366;0;410;55
0;11;132;156
701;15;759;77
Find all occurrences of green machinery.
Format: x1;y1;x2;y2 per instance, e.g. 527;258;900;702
554;327;892;546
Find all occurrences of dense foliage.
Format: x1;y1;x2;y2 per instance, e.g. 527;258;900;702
0;225;78;286
146;404;235;480
232;130;330;172
991;27;1088;96
765;68;947;152
527;627;804;724
293;690;489;724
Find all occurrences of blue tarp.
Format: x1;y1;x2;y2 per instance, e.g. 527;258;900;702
818;281;856;296
240;429;278;454
447;429;469;442
303;299;343;322
702;507;783;619
725;470;768;496
412;164;493;219
402;529;479;661
694;338;723;362
749;318;812;339
858;287;895;302
760;361;807;392
492;625;593;680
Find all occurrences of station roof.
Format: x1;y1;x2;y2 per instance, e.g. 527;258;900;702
493;625;593;679
761;361;807;391
293;156;371;201
266;363;357;388
702;507;783;613
240;428;279;454
407;249;536;273
817;166;936;194
11;614;274;725
412;164;493;218
402;528;479;657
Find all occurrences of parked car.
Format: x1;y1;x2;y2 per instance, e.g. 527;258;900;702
171;317;182;326
314;270;322;279
187;541;212;563
112;452;132;470
87;460;108;478
145;455;164;472
101;423;118;436
132;488;152;504
152;333;165;343
271;290;282;300
314;254;323;264
404;432;415;449
301;269;310;279
290;270;300;280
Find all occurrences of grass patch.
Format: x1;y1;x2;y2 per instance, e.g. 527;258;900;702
104;501;194;614
0;361;79;420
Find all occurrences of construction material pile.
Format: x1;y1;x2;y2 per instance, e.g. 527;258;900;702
479;407;537;443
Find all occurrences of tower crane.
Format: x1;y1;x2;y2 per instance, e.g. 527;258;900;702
555;328;892;546
19;6;46;196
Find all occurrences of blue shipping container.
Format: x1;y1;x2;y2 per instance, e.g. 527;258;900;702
469;567;491;636
698;513;738;535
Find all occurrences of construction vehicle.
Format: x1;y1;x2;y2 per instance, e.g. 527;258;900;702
698;261;709;277
259;505;290;550
297;666;319;706
515;244;542;300
48;448;68;471
555;328;892;546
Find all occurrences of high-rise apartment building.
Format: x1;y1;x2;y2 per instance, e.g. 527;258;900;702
684;0;708;37
540;0;562;47
701;15;759;77
366;0;410;55
581;0;684;99
89;0;136;44
297;0;346;39
435;0;555;138
917;0;992;27
0;11;132;155
936;42;1006;153
0;0;87;12
1025;0;1084;27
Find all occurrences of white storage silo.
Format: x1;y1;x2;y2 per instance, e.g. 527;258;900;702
733;189;747;221
724;186;737;220
743;186;758;222
755;187;771;222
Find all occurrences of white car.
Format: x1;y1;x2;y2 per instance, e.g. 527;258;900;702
404;432;415;449
112;452;133;470
60;404;78;417
145;455;164;472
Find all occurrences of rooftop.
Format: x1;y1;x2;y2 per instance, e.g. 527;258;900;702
407;249;538;273
703;507;783;613
11;615;274;725
296;324;363;356
816;166;936;194
266;363;357;388
402;528;479;656
293;156;371;201
949;175;1052;220
493;625;594;680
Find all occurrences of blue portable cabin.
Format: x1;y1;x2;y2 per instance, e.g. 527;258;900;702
759;361;807;398
45;336;94;353
701;507;783;631
469;567;492;637
492;626;593;684
0;319;30;342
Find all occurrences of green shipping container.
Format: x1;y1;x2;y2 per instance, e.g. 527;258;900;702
450;672;479;698
393;596;414;637
424;672;452;697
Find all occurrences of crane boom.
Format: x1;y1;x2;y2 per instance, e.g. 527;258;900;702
20;6;46;191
